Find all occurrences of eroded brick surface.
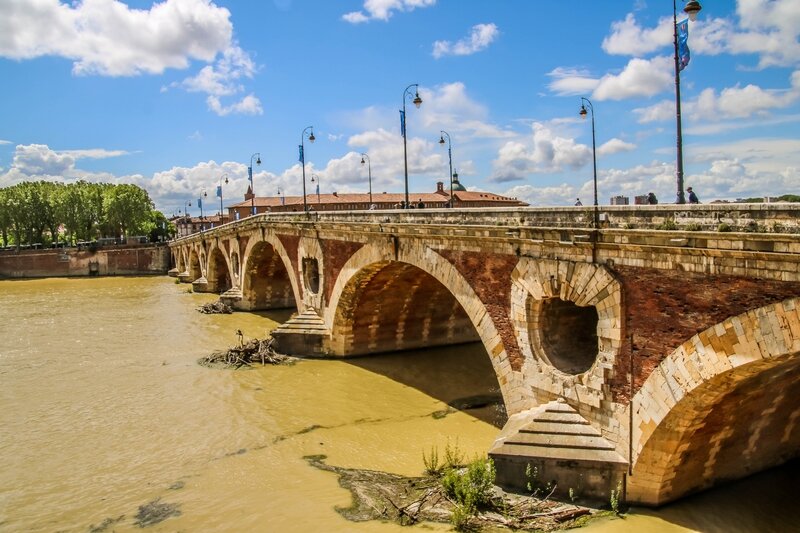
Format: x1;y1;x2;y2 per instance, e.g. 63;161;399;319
611;265;800;403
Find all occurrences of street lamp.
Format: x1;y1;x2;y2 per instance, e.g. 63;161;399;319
217;173;228;218
401;83;422;209
579;97;599;230
249;152;261;216
199;190;208;231
674;0;702;203
438;130;454;207
311;174;321;205
360;153;373;205
183;200;192;237
300;126;315;212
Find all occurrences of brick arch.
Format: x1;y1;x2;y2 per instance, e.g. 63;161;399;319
240;232;299;311
326;240;531;412
628;298;800;506
206;244;232;294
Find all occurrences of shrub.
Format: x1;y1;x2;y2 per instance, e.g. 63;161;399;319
441;457;496;530
684;223;702;231
657;219;678;230
718;222;733;232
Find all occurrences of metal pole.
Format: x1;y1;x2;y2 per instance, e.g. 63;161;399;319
440;131;454;207
402;83;421;209
674;0;686;204
301;126;314;213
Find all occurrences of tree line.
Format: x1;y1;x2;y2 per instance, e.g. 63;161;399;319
0;181;173;249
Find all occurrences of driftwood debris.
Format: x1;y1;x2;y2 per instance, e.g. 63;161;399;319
197;300;233;314
201;336;290;368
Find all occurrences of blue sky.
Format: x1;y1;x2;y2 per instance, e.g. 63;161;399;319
1;0;799;215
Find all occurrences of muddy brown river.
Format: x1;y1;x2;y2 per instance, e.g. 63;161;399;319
0;277;795;532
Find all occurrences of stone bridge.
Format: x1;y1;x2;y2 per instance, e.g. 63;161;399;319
169;205;800;505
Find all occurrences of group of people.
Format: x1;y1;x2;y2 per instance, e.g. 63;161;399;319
574;187;700;207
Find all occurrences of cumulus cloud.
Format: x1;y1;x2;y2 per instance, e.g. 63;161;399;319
601;1;800;69
163;44;263;116
548;56;672;100
634;70;800;125
490;122;591;182
593;56;673;100
342;0;436;23
0;0;233;76
598;138;637;156
432;23;499;59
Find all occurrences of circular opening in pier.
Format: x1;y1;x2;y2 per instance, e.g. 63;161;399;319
536;298;599;374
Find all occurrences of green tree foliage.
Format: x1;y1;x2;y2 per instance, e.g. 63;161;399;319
103;184;154;239
0;180;161;247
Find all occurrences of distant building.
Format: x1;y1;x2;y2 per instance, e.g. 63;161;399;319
610;195;629;206
173;213;230;238
634;195;649;205
227;180;528;220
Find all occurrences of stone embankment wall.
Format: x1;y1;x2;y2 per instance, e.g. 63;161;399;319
0;245;171;279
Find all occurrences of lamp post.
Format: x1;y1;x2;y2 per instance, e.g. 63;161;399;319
183;200;192;237
401;83;423;209
674;0;702;204
300;126;315;212
217;173;228;218
199;190;208;232
249;152;261;215
311;174;321;205
579;97;599;230
360;153;373;205
438;130;454;207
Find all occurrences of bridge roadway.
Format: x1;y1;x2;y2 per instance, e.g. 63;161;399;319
169;205;800;505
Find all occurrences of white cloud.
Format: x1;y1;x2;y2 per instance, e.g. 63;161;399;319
490;122;591;182
342;0;436;23
207;94;263;116
163;45;263;116
598;138;637;156
602;13;670;57
58;149;131;159
432;23;499;59
0;0;233;76
593;56;673;101
0;140;12;145
548;56;672;101
634;70;800;125
547;67;600;96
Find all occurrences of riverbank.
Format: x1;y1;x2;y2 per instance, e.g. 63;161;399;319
0;244;169;278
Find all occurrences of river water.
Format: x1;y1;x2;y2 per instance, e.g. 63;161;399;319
0;277;795;532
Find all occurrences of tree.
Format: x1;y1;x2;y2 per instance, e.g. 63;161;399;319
103;184;154;239
0;188;11;247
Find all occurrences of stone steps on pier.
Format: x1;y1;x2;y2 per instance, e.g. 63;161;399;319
271;309;330;356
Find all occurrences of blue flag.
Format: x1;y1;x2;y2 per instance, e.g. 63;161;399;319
248;165;253;183
399;109;406;136
677;18;690;72
280;194;285;205
316;183;320;195
197;197;202;209
216;185;222;198
298;144;304;162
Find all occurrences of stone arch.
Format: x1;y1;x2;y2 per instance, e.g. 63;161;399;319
627;298;800;506
206;244;232;294
510;257;622;410
327;239;530;413
240;232;299;311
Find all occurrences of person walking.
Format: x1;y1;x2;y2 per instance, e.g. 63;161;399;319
687;187;700;204
575;198;583;206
